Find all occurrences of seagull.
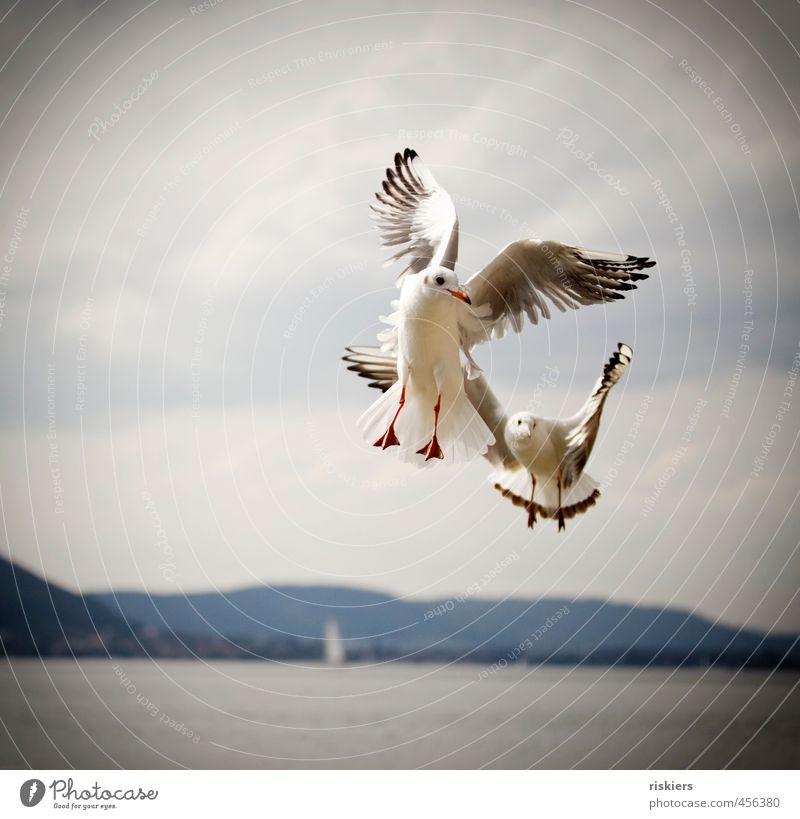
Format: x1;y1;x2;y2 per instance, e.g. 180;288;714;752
356;147;654;465
359;266;492;463
494;343;632;531
344;342;633;531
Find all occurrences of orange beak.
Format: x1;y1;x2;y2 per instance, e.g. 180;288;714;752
447;288;471;305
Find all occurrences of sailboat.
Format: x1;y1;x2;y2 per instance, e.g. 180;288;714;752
323;618;346;665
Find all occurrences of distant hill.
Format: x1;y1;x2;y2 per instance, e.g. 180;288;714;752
0;557;139;656
2;556;798;667
91;584;800;668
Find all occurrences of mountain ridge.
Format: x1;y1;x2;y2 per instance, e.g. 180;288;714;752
2;555;798;668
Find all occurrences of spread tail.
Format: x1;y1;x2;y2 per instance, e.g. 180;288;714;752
358;382;494;467
490;466;600;525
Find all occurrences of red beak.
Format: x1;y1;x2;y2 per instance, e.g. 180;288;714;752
447;288;471;305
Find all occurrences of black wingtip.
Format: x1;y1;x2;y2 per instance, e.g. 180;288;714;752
404;147;417;161
625;254;656;270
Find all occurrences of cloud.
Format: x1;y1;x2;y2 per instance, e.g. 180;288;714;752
0;0;797;632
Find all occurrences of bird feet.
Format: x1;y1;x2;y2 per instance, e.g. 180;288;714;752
373;423;400;449
373;387;405;449
527;476;537;528
416;434;444;461
557;508;566;532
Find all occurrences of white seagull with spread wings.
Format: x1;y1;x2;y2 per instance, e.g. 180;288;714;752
355;148;654;466
345;342;633;531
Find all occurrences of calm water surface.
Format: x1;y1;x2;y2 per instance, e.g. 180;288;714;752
1;659;797;769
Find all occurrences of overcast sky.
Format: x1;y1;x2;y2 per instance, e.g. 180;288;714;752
0;0;798;633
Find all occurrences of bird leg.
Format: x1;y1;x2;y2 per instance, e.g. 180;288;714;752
527;474;537;528
557;477;566;532
416;394;444;461
373;386;405;449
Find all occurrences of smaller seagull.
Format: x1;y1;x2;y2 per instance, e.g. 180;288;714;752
492;343;633;531
344;342;632;531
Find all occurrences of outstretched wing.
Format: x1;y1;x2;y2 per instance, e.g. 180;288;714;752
342;345;516;468
561;342;633;488
343;345;398;392
462;371;517;469
465;240;654;341
371;148;459;285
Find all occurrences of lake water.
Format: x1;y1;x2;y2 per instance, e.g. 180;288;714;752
1;659;797;769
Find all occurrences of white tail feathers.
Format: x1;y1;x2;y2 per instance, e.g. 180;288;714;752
560;471;600;513
358;381;495;466
490;465;600;521
439;388;496;464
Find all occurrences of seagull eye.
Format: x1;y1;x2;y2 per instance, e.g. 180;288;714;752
517;419;522;425
435;276;445;286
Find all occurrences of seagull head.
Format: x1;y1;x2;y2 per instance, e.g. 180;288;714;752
422;267;471;304
507;412;536;443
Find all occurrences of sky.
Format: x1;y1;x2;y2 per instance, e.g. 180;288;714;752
0;0;798;633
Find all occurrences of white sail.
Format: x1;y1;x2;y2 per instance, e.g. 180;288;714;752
324;618;346;665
